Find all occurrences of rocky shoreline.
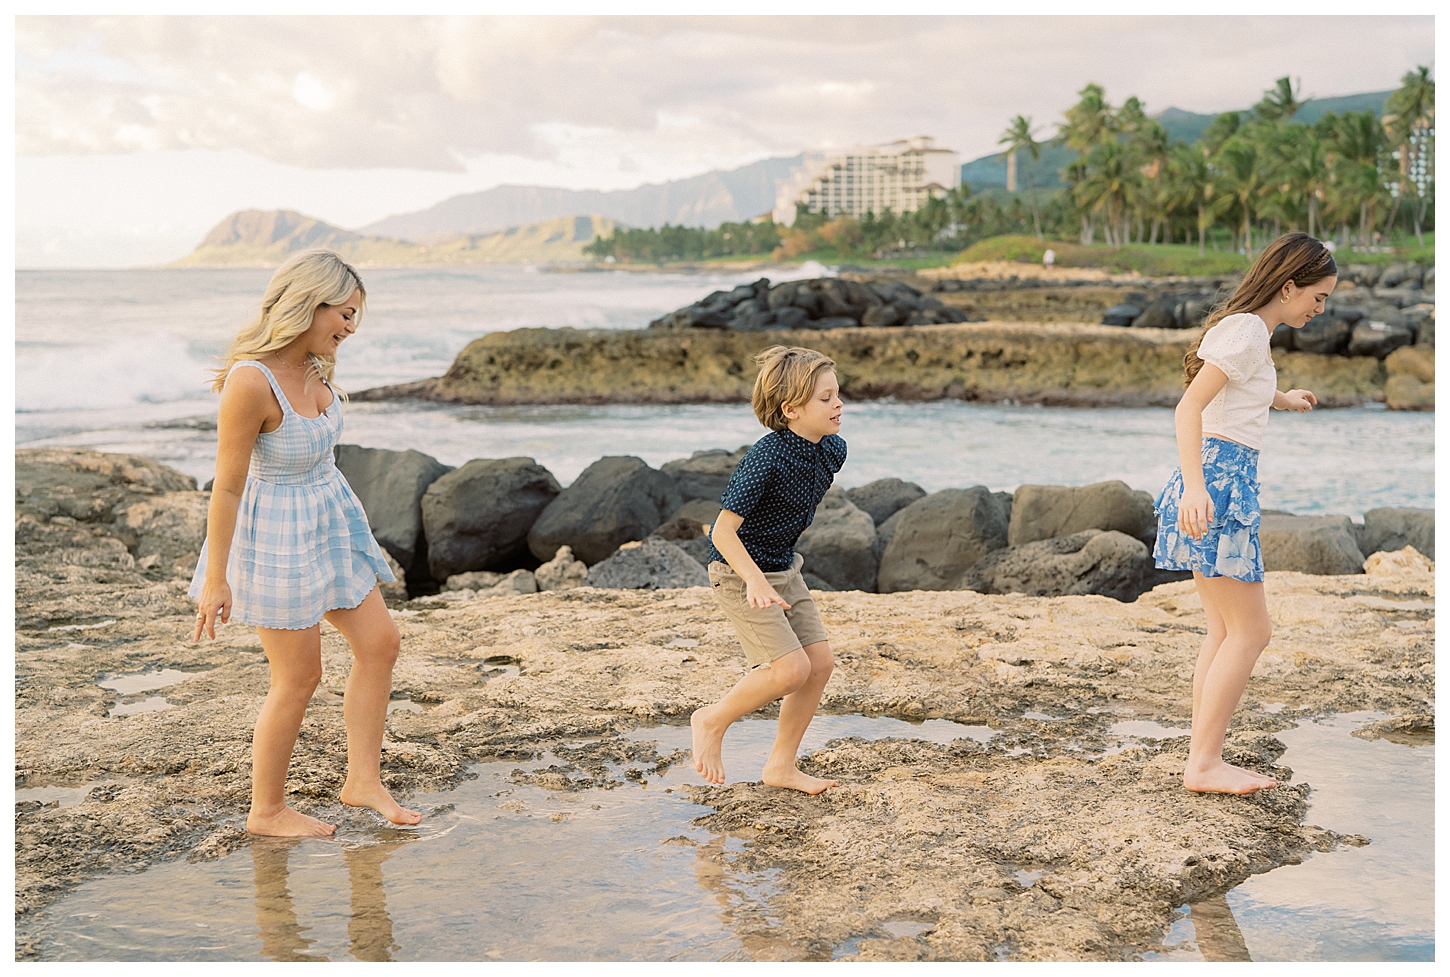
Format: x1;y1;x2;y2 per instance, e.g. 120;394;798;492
14;447;1437;959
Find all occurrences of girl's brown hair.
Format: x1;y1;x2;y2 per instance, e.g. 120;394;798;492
1183;232;1337;386
751;346;837;431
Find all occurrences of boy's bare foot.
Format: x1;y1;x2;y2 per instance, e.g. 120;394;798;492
1183;761;1277;795
340;781;424;825
248;805;337;837
691;708;727;785
762;762;838;795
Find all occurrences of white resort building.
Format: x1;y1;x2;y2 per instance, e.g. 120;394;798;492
772;137;961;226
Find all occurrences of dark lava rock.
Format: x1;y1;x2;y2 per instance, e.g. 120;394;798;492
660;446;750;503
959;529;1156;602
1293;315;1351;355
585;537;709;589
1347;319;1415;358
335;444;453;573
1360;507;1434;561
528;456;683;565
796;487;879;592
1008;481;1156;547
421;457;561;580
877;487;1009;593
1102;304;1143;327
1259;513;1366;575
846;478;928;526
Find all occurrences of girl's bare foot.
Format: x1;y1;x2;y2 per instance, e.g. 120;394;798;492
691;708;728;785
762;762;837;795
1184;760;1277;795
248;805;337;837
340;781;423;825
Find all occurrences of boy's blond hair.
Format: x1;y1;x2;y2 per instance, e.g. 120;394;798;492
751;346;837;431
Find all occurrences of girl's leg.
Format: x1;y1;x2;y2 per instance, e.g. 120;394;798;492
1191;575;1273;786
1184;575;1276;794
762;640;838;794
692;648;812;786
250;625;336;836
324;587;422;825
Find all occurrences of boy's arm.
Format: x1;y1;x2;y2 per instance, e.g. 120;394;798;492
711;510;790;610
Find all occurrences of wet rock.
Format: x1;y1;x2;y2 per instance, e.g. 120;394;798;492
422;458;562;580
846;478;927;526
796;488;879;592
958;530;1155;602
528;456;683;566
334;444;453;573
660;446;750;503
1347;319;1415;358
1350;712;1433;746
1008;481;1155;547
535;546;588;591
877;488;1009;593
1360;508;1434;561
1259;513;1366;574
584;537;709;590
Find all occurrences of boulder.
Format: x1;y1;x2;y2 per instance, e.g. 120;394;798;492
585;537;710;589
1378;262;1412;288
334;444;453;573
660;446;750;502
812;316;860;330
535;545;589;591
528;456;682;565
796;487;879;592
1386;344;1435;383
958;530;1155;602
802;572;837;591
1102;303;1142;327
1132;300;1177;330
1402;304;1435;344
772;307;810;330
845;478;928;526
1293;315;1351;355
672;536;714;567
378;549;408;602
1008;481;1156;547
1384;375;1434;411
670;498;722;526
653;516;704;541
877;487;1009;593
1360;508;1434;561
1348;319;1415;358
861;304;906;328
1270;323;1295;349
421;457;561;580
1259;513;1365;574
873;506;905;565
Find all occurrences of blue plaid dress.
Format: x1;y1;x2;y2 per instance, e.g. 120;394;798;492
189;359;395;629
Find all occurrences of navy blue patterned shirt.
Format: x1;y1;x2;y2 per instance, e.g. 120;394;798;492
705;428;848;572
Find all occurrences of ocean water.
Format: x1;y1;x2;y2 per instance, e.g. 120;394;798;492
14;268;1434;516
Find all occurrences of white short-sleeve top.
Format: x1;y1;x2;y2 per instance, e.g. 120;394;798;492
1197;313;1276;450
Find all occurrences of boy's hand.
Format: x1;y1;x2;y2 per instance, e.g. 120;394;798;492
746;578;790;610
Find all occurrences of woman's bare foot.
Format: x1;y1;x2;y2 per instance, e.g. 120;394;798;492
340;781;423;825
1184;760;1277;795
762;762;838;795
248;805;337;837
691;708;727;785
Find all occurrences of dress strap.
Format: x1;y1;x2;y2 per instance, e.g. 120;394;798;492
231;359;294;417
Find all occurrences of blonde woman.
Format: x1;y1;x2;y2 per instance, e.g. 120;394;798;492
191;249;421;835
1153;233;1336;795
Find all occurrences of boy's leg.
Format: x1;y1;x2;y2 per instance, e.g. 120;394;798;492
762;640;837;794
692;648;812;786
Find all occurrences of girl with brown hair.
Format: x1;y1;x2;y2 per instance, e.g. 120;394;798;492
1152;232;1337;795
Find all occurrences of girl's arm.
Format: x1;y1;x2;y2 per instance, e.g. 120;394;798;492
1173;364;1229;541
194;369;272;640
1273;388;1318;411
710;510;790;610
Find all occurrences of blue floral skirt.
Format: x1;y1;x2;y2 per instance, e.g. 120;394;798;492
1153;437;1264;582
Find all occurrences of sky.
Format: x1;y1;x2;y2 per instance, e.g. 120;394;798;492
15;14;1436;268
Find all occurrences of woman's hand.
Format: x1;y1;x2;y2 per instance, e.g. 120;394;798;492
1278;388;1318;412
1178;485;1215;540
745;577;790;610
194;582;232;641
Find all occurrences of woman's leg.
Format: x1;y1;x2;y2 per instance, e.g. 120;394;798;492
1184;575;1276;794
324;587;422;825
762;640;838;794
692;648;812;787
250;625;336;836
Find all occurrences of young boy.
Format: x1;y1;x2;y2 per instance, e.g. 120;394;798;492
691;345;845;795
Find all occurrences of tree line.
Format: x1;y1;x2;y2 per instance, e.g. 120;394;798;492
584;66;1433;263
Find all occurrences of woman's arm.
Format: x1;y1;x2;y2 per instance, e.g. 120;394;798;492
194;369;271;640
710;509;789;610
1173;364;1229;541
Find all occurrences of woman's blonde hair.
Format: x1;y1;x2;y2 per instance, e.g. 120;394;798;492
210;248;366;395
1184;232;1336;386
752;345;837;431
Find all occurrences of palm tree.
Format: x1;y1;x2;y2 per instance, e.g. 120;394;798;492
999;115;1045;238
1059;84;1118;245
1279;125;1331;238
1254;76;1307;122
1169;143;1228;255
1384;65;1435;244
1215;134;1266;255
1326;110;1388;250
1077;139;1132;246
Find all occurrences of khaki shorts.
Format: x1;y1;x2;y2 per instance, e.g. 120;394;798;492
708;552;829;669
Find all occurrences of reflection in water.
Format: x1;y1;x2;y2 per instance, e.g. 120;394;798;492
1188;894;1252;962
250;831;417;961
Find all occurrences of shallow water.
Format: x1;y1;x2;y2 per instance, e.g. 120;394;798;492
21;713;1433;961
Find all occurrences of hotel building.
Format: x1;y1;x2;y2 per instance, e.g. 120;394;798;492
772;136;961;226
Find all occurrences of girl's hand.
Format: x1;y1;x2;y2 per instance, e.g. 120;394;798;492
1281;388;1317;412
194;582;232;641
745;578;790;610
1178;486;1215;540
